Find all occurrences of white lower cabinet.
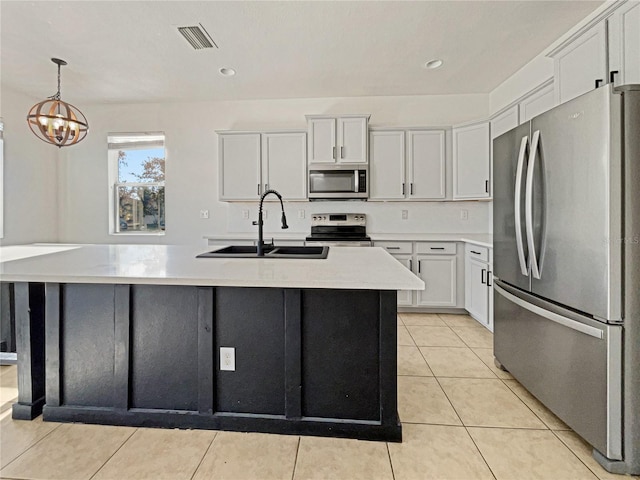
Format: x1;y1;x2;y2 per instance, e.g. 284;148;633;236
464;244;493;331
395;254;414;306
376;241;458;308
416;255;457;307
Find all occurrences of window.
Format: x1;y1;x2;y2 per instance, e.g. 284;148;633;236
0;119;4;239
108;133;165;234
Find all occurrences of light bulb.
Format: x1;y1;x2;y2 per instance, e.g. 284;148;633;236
38;116;49;126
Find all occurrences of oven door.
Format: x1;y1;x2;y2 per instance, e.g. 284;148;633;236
308;169;368;199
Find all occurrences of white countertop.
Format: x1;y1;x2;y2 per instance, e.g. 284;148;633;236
204;233;493;249
370;233;493;249
0;244;424;291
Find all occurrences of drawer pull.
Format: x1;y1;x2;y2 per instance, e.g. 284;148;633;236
386;247;401;250
470;250;481;255
430;247;445;250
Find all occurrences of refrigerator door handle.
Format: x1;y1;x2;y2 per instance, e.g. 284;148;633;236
514;135;529;276
494;283;604;339
525;130;541;279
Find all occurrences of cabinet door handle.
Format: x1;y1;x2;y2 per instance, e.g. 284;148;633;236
487;271;492;287
386;247;401;250
410;183;414;195
341;146;344;158
470;250;481;255
595;79;604;88
332;146;336;160
485;180;489;193
258;184;261;196
610;70;619;84
402;183;406;195
418;261;421;273
481;268;487;285
409;259;413;271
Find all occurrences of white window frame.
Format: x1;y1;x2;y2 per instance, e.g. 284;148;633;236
108;132;165;235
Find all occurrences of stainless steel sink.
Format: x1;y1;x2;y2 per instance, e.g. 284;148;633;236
197;245;329;259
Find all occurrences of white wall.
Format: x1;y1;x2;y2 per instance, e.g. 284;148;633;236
0;87;58;246
58;93;490;245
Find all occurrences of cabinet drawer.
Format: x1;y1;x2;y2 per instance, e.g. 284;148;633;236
375;241;413;254
415;242;456;255
465;244;489;262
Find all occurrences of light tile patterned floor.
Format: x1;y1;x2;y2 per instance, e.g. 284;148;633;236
0;314;637;480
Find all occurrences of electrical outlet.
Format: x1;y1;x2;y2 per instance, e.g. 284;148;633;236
220;347;235;371
242;209;250;219
263;209;268;219
401;210;409;220
298;209;305;219
200;210;209;219
460;209;469;220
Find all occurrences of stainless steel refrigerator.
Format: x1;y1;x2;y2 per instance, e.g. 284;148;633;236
493;84;640;475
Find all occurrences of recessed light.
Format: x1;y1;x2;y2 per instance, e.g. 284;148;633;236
424;59;443;70
219;67;236;76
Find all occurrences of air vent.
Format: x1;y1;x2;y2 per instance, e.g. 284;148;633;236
177;24;218;50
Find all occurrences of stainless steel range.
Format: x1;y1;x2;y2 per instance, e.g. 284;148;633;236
305;213;372;247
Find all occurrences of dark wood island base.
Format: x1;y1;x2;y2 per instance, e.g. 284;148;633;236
12;282;401;442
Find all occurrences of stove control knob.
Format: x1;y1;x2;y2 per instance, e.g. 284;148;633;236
312;216;317;221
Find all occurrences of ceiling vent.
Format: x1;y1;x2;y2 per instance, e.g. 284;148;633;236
177;24;218;50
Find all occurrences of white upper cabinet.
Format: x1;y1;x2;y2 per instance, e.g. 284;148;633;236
490;105;519;140
407;130;446;200
548;1;639;104
219;131;307;202
452;122;490;199
262;132;307;201
369;129;445;201
549;21;608;105
219;133;262;201
307;118;336;164
338;117;368;164
369;130;406;200
608;0;640;86
519;81;555;123
306;115;369;165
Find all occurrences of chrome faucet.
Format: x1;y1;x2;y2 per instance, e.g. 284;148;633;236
253;189;289;256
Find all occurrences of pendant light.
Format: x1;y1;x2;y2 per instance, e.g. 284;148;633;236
26;58;89;147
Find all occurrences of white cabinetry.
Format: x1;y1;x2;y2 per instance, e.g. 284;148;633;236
550;22;608;105
452;122;490;199
608;0;640;86
376;241;458;308
549;2;639;105
369;129;445;201
490;105;519;140
519;81;555;123
369;130;406;200
306;115;369;164
261;132;307;200
219;131;306;202
464;244;493;331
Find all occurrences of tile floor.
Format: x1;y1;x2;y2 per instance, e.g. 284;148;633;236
0;313;637;480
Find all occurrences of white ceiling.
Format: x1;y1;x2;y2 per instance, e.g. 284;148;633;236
1;1;603;105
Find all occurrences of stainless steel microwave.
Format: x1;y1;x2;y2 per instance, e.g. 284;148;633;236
308;167;368;200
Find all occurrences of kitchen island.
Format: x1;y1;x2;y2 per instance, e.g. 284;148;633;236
0;244;423;441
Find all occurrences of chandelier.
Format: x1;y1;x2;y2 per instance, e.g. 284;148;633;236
26;58;89;147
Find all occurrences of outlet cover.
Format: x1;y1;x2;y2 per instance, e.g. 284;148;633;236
200;209;209;219
242;209;250;219
460;209;469;220
220;347;235;371
401;210;409;220
298;209;305;219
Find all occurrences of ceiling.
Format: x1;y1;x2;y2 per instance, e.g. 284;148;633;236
1;1;603;105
